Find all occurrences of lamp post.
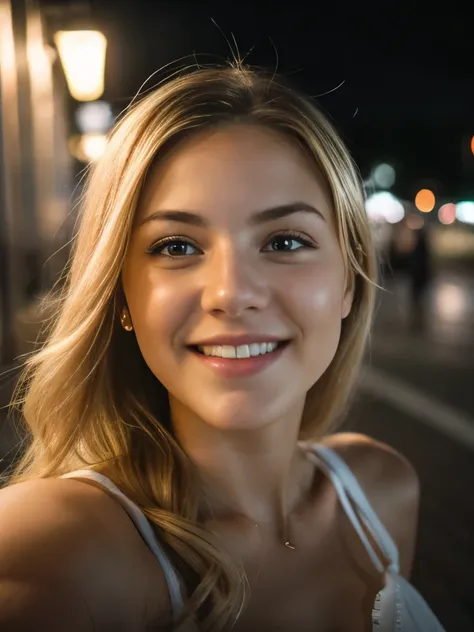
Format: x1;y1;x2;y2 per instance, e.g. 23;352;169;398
53;30;107;101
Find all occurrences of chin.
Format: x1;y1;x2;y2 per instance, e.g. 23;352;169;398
194;391;295;433
203;412;270;432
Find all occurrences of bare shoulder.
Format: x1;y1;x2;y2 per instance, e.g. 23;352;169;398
0;477;171;630
321;432;419;488
319;432;420;576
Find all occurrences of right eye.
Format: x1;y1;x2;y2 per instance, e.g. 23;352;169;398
146;237;202;258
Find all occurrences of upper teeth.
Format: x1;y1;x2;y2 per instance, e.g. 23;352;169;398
198;342;280;358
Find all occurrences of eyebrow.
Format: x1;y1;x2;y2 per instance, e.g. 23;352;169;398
138;202;327;229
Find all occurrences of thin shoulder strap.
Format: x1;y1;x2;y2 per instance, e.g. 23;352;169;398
305;444;400;575
61;469;184;619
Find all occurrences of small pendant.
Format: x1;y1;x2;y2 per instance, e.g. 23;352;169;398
284;540;296;550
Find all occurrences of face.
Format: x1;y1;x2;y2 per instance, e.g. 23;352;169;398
122;124;353;433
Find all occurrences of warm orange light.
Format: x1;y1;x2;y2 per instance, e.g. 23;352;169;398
415;189;435;213
471;135;474;155
54;30;107;101
68;133;107;163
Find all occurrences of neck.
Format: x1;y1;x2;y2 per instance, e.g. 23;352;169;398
170;399;312;532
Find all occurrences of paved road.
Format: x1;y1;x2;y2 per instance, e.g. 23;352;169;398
344;265;474;631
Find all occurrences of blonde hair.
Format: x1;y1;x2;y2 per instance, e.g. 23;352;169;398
8;65;377;630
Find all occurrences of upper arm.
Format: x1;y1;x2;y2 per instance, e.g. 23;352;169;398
0;577;94;631
323;432;420;578
0;478;166;631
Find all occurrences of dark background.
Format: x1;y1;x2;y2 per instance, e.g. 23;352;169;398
79;0;474;204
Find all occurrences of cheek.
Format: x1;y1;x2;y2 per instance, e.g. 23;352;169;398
283;265;346;325
282;266;346;388
123;265;191;361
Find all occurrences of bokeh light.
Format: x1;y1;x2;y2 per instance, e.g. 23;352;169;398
75;101;113;134
372;163;396;189
438;203;456;225
456;201;474;225
415;189;436;213
69;133;107;163
365;191;405;224
82;134;107;161
434;283;469;324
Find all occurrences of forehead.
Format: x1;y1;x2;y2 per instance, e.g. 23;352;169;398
138;124;333;223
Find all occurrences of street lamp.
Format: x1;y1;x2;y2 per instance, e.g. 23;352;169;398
53;30;107;101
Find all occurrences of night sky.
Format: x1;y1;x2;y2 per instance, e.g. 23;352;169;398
57;1;474;202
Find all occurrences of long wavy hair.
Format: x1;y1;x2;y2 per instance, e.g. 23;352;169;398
7;65;377;630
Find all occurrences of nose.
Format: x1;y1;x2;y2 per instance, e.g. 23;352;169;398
200;242;270;318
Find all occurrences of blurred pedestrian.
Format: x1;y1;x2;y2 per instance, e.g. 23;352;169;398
389;212;433;331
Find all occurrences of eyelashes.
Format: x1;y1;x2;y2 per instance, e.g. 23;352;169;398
146;236;201;257
146;231;318;258
264;231;316;252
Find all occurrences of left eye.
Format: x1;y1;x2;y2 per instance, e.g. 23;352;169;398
263;234;314;252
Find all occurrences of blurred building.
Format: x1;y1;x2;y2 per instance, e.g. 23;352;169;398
0;0;73;365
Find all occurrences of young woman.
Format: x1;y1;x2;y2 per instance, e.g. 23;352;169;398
0;66;445;631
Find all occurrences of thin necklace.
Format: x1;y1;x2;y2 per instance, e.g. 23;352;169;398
282;519;296;550
203;497;297;550
252;519;296;550
200;463;307;552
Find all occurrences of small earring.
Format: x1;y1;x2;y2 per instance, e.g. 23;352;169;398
120;308;133;332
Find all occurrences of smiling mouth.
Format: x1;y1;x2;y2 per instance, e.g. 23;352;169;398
188;340;290;359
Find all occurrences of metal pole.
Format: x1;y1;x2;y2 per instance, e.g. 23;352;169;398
0;0;24;364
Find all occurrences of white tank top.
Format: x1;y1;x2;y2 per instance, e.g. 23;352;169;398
61;444;446;631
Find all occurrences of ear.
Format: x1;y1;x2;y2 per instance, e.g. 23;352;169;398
341;268;355;320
